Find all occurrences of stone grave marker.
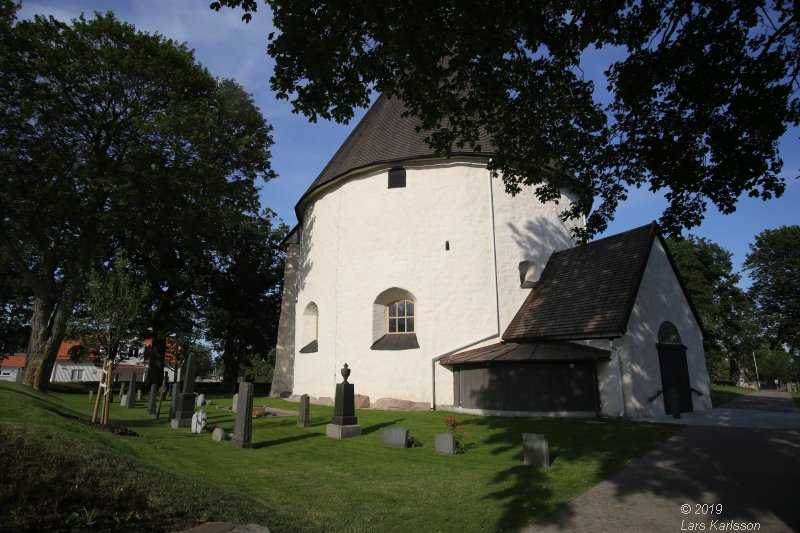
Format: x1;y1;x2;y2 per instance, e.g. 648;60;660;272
231;393;239;413
191;410;208;434
89;390;94;400
231;382;253;449
147;384;158;415
195;393;206;407
435;433;456;456
326;364;362;440
297;394;310;428
171;351;198;429
168;382;180;421
118;382;127;406
137;389;142;401
380;426;410;448
522;433;549;467
124;374;137;409
212;427;225;442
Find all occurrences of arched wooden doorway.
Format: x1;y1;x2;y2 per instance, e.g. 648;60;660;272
657;322;693;416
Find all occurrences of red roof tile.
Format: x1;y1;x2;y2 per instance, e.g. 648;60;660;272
1;354;26;367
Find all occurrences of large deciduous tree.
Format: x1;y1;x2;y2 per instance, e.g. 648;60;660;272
0;7;273;391
212;0;798;238
204;210;286;391
744;225;800;354
667;235;759;382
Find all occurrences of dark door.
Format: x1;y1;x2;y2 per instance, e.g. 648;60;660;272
657;344;693;415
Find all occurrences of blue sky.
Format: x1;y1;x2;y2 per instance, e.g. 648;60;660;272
19;0;800;285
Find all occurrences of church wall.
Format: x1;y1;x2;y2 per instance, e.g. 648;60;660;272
616;238;712;418
291;160;581;405
270;240;299;397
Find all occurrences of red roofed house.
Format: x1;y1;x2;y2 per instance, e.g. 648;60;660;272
0;354;27;382
49;338;179;383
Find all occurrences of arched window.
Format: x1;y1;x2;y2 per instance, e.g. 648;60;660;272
372;288;419;350
658;321;682;345
300;302;318;353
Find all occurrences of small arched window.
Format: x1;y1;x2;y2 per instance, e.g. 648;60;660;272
658;321;682;345
300;302;319;353
387;300;415;333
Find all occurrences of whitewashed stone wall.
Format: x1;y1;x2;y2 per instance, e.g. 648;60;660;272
289;159;580;404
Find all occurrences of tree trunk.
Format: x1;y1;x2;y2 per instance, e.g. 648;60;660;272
146;334;166;388
22;274;83;392
221;336;239;394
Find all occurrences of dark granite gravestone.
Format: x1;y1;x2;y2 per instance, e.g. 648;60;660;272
380;426;410;448
168;382;180;420
147;384;158;415
297;394;310;428
522;433;549;467
124;374;137;409
171;352;198;429
326;364;362;440
231;382;253;449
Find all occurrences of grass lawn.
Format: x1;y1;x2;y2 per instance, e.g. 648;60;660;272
0;382;678;532
709;384;753;407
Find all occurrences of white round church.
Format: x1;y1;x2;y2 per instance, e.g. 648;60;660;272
271;95;712;419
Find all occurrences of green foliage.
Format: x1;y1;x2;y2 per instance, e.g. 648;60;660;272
0;10;274;389
667;235;758;382
709;384;752;407
744;225;800;354
756;348;793;385
204;211;287;389
68;250;150;364
0;247;30;357
215;0;797;238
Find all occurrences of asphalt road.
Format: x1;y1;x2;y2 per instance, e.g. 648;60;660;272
525;391;800;532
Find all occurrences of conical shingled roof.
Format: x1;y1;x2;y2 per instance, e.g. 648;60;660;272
298;95;494;206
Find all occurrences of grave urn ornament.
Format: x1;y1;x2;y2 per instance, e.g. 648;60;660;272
341;363;350;382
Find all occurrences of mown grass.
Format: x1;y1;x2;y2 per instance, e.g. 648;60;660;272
0;382;678;532
709;384;753;407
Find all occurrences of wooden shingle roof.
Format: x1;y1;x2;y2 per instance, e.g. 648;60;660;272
296;95;494;212
503;222;701;341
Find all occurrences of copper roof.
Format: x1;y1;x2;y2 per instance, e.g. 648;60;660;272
503;222;702;341
296;95;494;213
440;341;610;365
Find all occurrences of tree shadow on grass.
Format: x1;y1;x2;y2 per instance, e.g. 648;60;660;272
361;419;406;435
253;432;322;449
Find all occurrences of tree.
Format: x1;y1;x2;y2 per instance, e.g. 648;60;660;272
667;235;759;382
204;210;286;391
0;8;273;391
66;250;150;367
0;246;31;358
212;0;798;238
744;225;800;354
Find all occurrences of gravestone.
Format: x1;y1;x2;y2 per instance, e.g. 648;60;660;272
168;382;180;421
118;382;127;406
231;382;253;449
124;374;137;409
231;393;239;413
435;432;456;456
380;426;410;449
191;410;208;434
136;389;142;401
212;427;225;442
522;433;549;467
171;351;198;429
297;394;310;428
147;384;158;415
326;364;362;440
89;390;94;400
195;394;206;407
